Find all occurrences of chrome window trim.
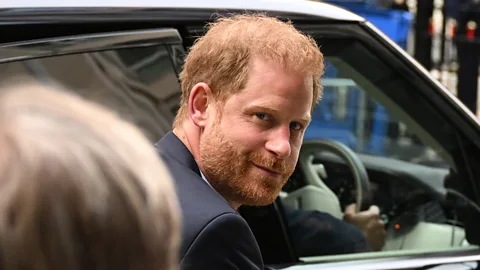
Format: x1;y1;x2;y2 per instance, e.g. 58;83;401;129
0;28;182;63
285;248;480;269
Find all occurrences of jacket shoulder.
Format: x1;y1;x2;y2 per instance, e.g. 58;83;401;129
181;213;263;270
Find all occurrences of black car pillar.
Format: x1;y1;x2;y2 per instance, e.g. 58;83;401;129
456;1;480;115
414;0;434;70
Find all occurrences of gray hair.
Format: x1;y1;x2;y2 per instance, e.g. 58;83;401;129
0;81;180;270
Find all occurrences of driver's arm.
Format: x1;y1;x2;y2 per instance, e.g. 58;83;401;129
283;205;372;257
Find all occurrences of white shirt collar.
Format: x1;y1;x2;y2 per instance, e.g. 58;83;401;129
199;168;215;190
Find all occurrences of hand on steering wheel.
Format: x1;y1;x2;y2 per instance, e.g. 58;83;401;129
300;139;386;250
344;203;387;251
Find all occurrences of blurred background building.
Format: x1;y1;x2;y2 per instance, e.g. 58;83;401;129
321;0;480;117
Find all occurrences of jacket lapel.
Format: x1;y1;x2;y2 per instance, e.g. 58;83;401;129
154;131;201;176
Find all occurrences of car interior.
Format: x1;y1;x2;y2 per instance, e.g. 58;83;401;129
269;37;474;259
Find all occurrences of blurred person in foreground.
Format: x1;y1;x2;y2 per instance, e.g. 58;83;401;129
0;81;180;270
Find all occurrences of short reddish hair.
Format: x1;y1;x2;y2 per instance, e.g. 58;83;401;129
174;13;324;127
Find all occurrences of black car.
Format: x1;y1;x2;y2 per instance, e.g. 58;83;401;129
2;0;480;269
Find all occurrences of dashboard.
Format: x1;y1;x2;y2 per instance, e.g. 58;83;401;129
285;152;457;236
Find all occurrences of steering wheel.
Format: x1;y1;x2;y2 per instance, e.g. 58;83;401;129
298;139;372;213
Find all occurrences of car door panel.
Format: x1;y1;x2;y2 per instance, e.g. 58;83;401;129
0;28;184;141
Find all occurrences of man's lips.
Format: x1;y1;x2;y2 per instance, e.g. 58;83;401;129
252;163;282;175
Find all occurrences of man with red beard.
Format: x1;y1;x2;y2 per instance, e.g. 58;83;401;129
155;13;323;270
156;12;389;269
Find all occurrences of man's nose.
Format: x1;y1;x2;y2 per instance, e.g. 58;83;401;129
265;127;291;159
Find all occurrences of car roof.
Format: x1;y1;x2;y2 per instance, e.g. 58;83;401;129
0;0;364;22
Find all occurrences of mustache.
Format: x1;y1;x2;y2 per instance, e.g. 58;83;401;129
248;152;292;175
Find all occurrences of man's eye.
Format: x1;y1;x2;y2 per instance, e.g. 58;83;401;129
256;113;270;120
290;122;302;130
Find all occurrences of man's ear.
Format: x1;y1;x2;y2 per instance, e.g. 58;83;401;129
188;82;213;128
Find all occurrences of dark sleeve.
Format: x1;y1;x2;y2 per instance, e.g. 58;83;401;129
180;213;264;270
283;206;371;257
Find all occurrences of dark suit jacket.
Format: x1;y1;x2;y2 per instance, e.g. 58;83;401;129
155;131;264;270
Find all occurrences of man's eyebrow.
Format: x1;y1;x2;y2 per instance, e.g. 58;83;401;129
246;105;280;115
302;114;312;123
247;105;311;123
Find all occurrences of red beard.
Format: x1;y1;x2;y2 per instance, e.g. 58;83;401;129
199;122;295;207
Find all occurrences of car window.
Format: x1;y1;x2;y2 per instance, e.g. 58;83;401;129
307;60;448;168
279;36;477;262
0;44;181;141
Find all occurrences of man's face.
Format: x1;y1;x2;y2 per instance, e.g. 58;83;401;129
199;58;314;207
